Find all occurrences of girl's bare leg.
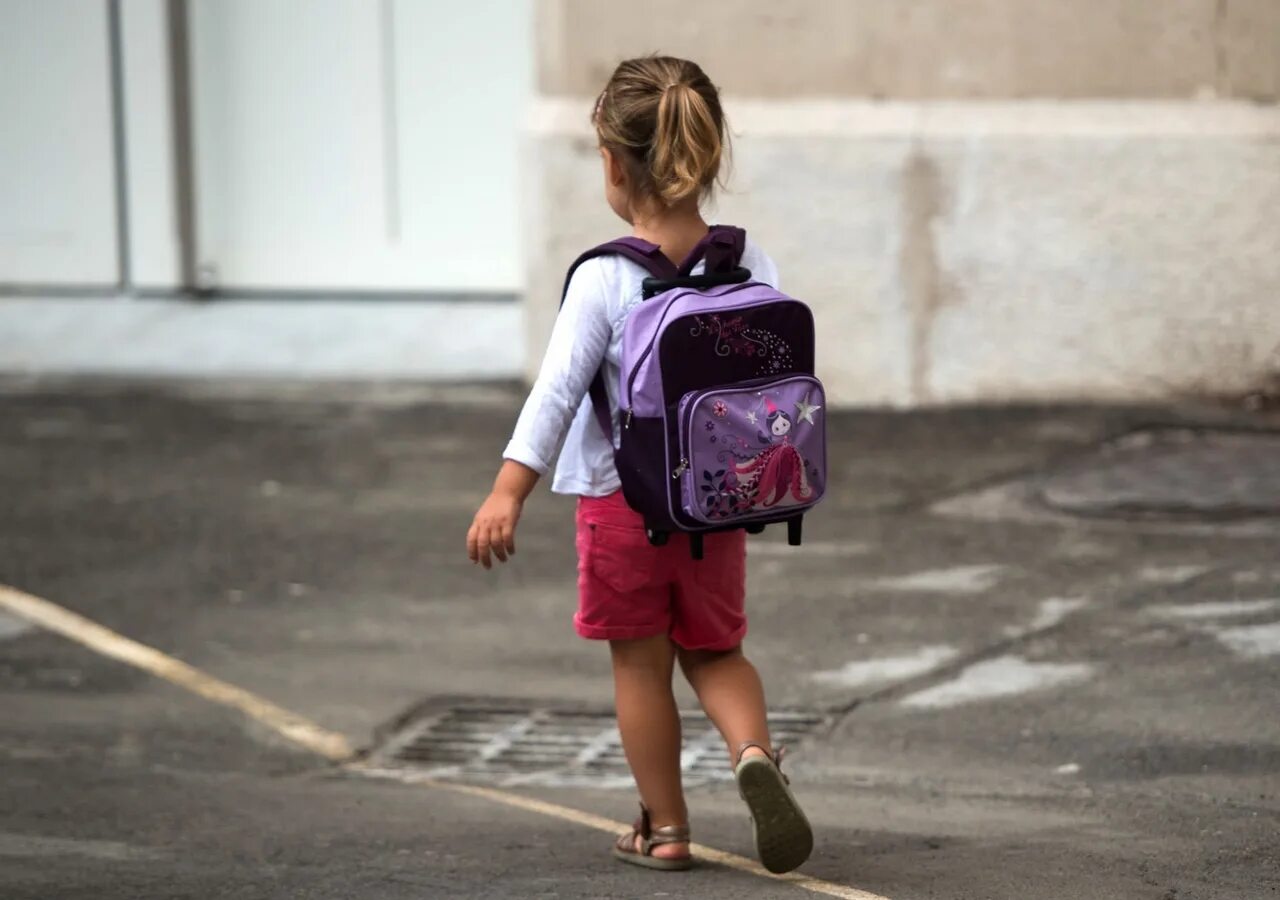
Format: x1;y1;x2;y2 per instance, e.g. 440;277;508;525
678;645;773;764
610;635;689;859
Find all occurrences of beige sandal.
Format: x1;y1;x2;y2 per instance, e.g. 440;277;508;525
734;742;814;874
611;804;693;871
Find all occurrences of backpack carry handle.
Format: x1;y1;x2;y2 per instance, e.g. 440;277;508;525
641;266;752;300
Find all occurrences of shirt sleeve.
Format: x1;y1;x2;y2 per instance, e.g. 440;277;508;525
758;254;780;291
503;258;613;474
745;239;780;290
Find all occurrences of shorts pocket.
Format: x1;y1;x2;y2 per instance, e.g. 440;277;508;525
585;523;659;594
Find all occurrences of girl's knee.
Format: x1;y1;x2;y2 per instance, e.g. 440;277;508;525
609;635;676;672
678;643;743;674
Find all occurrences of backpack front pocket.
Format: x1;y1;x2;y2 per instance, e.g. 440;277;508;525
674;375;826;526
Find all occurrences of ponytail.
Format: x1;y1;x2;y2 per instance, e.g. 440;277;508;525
593;56;728;207
650;82;723;205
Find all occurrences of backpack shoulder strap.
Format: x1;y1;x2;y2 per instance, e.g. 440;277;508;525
558;237;678;445
556;228;746;445
560;236;678;303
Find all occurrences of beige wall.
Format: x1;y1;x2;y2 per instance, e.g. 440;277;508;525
539;0;1280;101
527;1;1280;407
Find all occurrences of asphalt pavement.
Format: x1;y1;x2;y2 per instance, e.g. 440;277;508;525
1;378;1277;899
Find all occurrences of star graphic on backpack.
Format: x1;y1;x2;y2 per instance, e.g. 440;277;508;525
746;410;758;425
795;394;822;425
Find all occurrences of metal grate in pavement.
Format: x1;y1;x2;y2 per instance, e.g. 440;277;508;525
363;703;826;789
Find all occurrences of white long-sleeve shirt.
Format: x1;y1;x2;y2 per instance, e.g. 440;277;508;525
504;237;780;496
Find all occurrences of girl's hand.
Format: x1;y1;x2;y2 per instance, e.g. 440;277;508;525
467;490;522;569
467;461;539;569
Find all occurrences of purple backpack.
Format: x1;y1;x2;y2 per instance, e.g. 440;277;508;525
563;225;827;557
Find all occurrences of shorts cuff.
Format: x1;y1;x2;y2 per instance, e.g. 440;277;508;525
574;617;670;642
672;621;748;652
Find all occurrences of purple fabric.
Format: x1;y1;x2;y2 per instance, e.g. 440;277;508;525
559;226;747;443
620;282;800;418
616;281;820;532
559;238;674;440
675;375;826;524
557;225;826;539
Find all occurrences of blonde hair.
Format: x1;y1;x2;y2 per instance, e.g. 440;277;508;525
593;56;728;207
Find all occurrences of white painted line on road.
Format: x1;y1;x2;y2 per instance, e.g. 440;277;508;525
811;645;959;689
1232;570;1267;585
900;656;1094;709
1026;597;1088;631
0;831;167;861
1;585;888;899
1003;597;1088;638
866;564;1005;595
1205;621;1280;659
0;586;353;761
1148;599;1280;620
750;541;873;558
354;767;889;900
1137;565;1210;585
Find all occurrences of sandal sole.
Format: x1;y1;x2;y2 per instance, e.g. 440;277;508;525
735;756;814;874
611;845;694;871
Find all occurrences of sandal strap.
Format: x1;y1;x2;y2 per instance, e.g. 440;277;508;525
735;741;786;768
634;804;652;838
619;804;691;856
645;824;691;849
614;804;651;854
735;741;790;783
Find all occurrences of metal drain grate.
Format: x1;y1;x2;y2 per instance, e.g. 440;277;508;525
364;703;826;788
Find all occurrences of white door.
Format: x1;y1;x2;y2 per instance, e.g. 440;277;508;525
0;0;119;287
188;0;531;292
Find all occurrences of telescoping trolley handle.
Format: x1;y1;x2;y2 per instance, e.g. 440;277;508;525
640;266;751;300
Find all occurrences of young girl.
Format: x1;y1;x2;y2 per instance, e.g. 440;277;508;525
466;55;813;875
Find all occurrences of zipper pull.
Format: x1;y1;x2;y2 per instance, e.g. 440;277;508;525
624;409;633;429
672;458;689;479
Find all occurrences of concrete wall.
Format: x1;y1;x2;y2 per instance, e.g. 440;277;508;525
527;1;1280;406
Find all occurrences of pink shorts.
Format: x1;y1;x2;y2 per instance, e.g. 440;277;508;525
574;491;747;650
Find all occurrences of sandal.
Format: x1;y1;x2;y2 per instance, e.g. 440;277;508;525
611;803;693;871
734;742;814;874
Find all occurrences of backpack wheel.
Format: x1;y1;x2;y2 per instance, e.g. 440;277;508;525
745;523;767;535
646;528;670;547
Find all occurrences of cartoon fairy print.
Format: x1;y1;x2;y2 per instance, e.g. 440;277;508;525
697;382;824;521
727;398;814;509
766;403;792;437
